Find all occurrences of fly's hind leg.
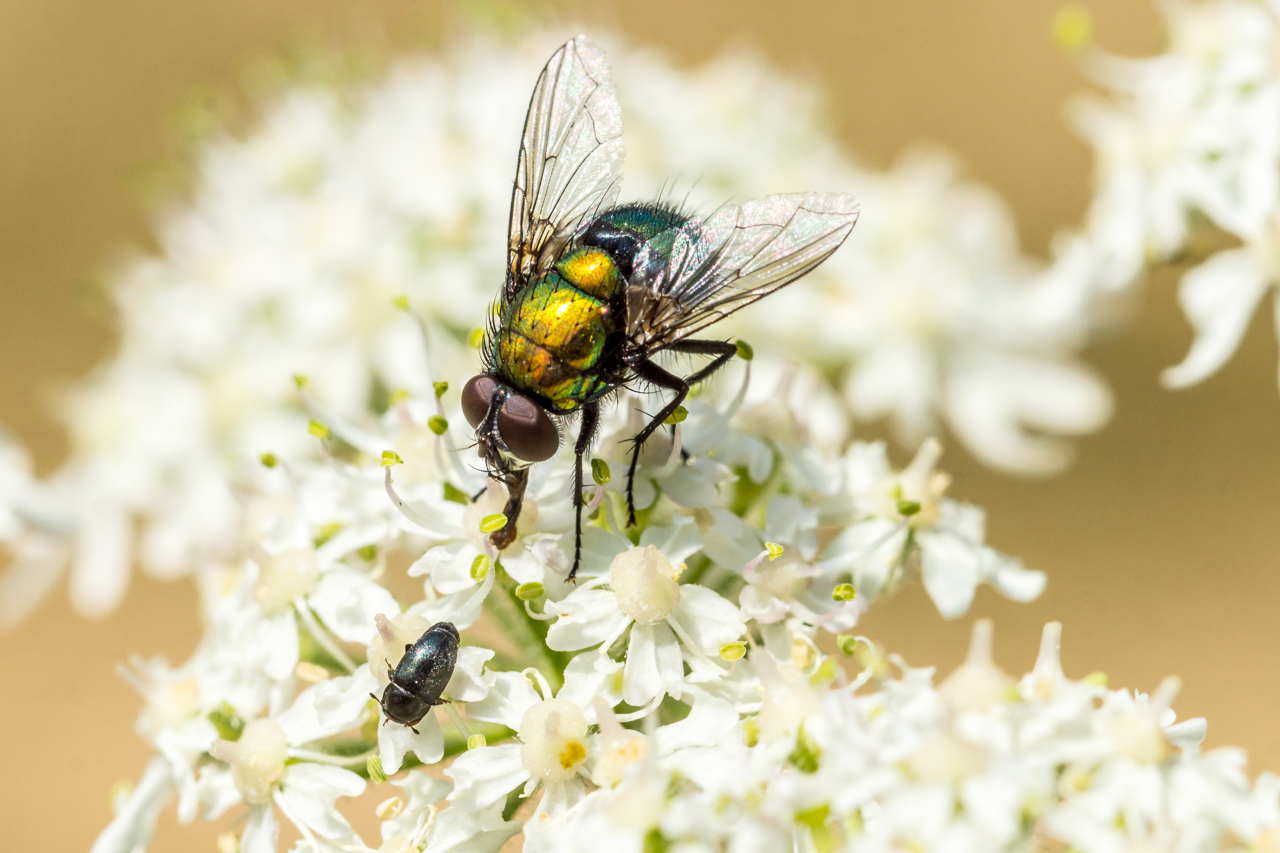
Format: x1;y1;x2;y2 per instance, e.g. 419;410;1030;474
625;340;738;527
569;403;601;583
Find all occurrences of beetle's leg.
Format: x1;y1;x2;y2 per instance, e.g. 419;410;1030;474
569;403;601;583
411;726;420;734
470;484;487;502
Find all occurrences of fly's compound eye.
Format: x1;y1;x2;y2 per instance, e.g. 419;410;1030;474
497;393;560;462
461;375;499;430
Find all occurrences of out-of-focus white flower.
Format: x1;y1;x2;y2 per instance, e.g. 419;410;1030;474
748;149;1110;474
821;438;1046;617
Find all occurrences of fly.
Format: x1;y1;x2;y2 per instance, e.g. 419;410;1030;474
460;36;859;581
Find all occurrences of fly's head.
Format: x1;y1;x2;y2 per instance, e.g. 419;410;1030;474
461;374;560;483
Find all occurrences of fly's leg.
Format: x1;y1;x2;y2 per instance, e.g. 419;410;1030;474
625;359;690;527
490;466;529;551
625;341;738;527
569;403;601;583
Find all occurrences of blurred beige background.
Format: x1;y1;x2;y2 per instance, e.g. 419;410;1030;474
6;1;1279;850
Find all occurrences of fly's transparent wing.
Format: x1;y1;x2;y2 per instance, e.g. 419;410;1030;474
626;192;859;348
506;36;625;301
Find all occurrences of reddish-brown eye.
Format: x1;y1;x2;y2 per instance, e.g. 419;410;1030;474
497;393;559;462
461;375;498;429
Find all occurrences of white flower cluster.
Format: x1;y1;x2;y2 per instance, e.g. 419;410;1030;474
91;360;1272;853
0;29;1117;626
1068;0;1280;388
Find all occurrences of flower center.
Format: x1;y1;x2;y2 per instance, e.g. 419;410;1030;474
208;718;288;805
254;549;319;613
610;544;681;624
518;698;589;783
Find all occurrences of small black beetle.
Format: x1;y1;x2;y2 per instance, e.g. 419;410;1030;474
373;621;460;732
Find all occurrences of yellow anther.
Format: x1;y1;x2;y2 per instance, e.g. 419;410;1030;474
467;733;487;750
433;381;449;398
381;450;403;467
719;642;747;661
765;542;784;560
479;514;508;534
308;420;331;440
392;295;410;311
515;582;544;600
259;452;278;468
832;583;856;602
428;416;448;436
470;554;492;581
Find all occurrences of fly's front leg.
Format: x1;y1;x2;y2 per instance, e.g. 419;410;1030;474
569;403;600;583
625;358;690;527
491;466;529;551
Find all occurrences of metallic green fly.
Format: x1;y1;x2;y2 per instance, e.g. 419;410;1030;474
460;36;859;581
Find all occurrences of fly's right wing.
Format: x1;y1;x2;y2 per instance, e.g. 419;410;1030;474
505;36;626;303
626;192;859;349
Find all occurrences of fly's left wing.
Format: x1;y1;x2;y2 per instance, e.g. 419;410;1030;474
626;192;859;349
506;36;625;302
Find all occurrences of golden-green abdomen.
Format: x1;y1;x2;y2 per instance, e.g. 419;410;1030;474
495;248;622;412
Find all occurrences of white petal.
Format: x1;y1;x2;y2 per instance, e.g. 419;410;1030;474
467;671;541;731
1162;248;1269;388
557;653;624;720
988;553;1047;602
545;589;630;652
240;804;279;853
656;692;738;754
1166;717;1208;748
440;562;496;630
307;569;400;645
446;646;494;702
70;506;132;618
424;801;522;853
89;756;173;853
670;585;745;655
919;531;981;619
276;765;364;839
533;777;587;818
623;621;683;706
314;665;382;730
445;744;530;812
638;519;703;565
410;542;481;595
0;533;67;630
379;711;444;774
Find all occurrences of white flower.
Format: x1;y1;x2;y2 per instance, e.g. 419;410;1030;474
821;439;1045;618
447;659;622;817
376;771;520;853
545;545;745;707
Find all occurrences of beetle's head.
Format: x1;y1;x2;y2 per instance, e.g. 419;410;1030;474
378;683;430;728
461;374;560;481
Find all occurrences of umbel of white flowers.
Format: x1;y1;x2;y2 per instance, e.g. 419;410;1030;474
0;25;1115;629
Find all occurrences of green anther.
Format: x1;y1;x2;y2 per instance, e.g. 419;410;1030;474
765;542;784;560
515;582;544;601
392;295;410;311
467;733;487;750
442;482;470;505
367;755;387;784
719;642;747;662
433;381;449;398
642;828;671;853
832;583;856;602
380;450;403;467
308;420;331;440
591;457;611;485
1083;671;1108;687
358;544;378;562
428;415;448;436
1052;4;1093;54
314;522;341;547
388;388;410;405
743;716;760;748
207;702;244;741
735;339;755;361
470;553;492;581
259;452;278;468
468;327;485;349
788;725;822;773
479;513;507;534
896;499;921;517
837;634;858;656
292;374;309;389
664;405;688;425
